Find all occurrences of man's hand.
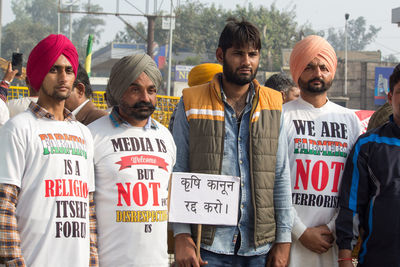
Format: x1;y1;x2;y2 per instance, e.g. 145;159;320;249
3;62;18;84
174;233;207;267
338;249;353;267
266;242;290;267
298;225;334;254
338;260;354;267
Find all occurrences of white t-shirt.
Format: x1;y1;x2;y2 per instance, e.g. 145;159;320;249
283;97;361;267
0;100;9;127
88;116;176;267
7;97;38;118
0;110;95;267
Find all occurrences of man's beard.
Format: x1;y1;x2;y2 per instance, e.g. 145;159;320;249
120;100;156;121
42;86;72;101
223;58;258;86
298;78;332;94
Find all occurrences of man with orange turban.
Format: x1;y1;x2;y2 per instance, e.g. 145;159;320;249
187;63;223;87
284;35;362;267
168;63;223;131
0;34;97;266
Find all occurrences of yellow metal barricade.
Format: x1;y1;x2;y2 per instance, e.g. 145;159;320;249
7;86;29;101
8;87;180;128
152;95;180;127
92;91;108;110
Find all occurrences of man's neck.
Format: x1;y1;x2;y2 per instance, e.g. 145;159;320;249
221;76;250;116
300;90;328;108
221;76;250;100
37;97;66;121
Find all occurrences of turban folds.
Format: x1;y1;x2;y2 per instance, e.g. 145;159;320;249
106;54;162;106
188;63;222;87
27;34;78;92
290;35;337;86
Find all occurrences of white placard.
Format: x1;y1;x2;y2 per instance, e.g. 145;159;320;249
169;172;240;225
162;17;176;30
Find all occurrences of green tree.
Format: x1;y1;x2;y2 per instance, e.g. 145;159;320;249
72;4;105;58
113;1;226;57
113;1;306;70
326;16;381;51
229;3;300;70
114;22;147;43
383;54;398;63
2;0;104;62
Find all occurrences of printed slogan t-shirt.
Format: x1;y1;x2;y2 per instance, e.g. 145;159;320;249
0;111;94;267
283;97;361;267
88;115;176;267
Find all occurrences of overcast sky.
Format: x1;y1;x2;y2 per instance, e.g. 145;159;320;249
2;0;400;57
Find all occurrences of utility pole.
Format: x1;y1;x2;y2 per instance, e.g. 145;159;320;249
344;13;350;97
146;16;156;58
166;0;173;96
58;0;175;58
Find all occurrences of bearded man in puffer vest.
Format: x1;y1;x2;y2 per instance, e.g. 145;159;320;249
171;18;293;267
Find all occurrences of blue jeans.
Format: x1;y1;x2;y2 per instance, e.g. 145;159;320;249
200;248;267;267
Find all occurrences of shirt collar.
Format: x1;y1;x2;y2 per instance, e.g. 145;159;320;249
109;106;158;130
72;99;90;116
28;101;75;122
218;75;255;104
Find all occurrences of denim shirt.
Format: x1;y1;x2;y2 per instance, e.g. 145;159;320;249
172;83;293;256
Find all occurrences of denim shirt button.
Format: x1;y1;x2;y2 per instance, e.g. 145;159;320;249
239;160;243;164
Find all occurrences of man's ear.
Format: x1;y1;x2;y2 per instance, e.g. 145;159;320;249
388;91;393;105
216;47;224;64
75;82;86;98
281;91;286;102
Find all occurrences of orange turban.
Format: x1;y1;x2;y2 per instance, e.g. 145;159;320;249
289;35;337;86
188;63;223;87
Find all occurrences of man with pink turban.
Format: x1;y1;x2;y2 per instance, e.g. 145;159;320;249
283;35;362;267
0;34;98;266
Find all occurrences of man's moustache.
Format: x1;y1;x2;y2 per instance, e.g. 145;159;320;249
132;101;155;110
309;78;325;84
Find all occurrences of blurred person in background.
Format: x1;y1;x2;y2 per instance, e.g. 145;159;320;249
0;63;18;126
264;73;299;103
64;64;107;125
168;63;223;131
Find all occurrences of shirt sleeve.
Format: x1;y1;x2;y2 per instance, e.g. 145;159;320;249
291;207;307;240
273;113;293;243
0;123;25;188
336;137;369;250
170;98;192;236
0;81;9;103
0;100;10;127
0;184;25;266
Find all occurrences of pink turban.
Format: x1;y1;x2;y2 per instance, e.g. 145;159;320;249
27;34;79;92
289;35;337;86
